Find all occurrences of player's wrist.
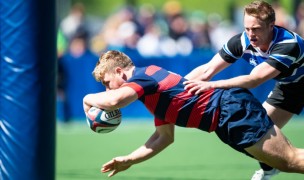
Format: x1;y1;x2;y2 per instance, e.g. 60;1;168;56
210;81;217;89
124;155;135;166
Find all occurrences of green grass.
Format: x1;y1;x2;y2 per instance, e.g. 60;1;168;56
56;118;304;180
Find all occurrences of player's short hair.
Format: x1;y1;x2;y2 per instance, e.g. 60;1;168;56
244;1;275;25
93;50;134;82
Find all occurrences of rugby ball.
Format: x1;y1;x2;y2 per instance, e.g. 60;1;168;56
86;107;122;133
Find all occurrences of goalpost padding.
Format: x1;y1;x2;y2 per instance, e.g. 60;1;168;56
0;0;56;179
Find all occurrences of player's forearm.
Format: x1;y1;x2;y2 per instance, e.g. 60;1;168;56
211;75;262;89
185;54;230;81
83;92;118;111
125;133;173;166
185;65;204;80
83;91;134;111
185;65;212;81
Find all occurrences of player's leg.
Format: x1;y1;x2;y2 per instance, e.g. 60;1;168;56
253;102;294;178
251;82;298;180
263;102;293;128
245;125;304;173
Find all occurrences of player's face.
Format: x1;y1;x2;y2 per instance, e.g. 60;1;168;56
244;13;274;51
102;71;124;91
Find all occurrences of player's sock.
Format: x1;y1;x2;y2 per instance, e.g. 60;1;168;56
259;162;273;171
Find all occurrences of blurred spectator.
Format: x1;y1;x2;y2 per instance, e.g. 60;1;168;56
105;6;141;49
297;20;304;38
160;0;194;56
57;27;104;122
90;1;218;57
296;1;304;24
137;3;156;33
59;2;104;55
78;1;304;57
271;0;296;30
207;13;238;51
136;21;163;57
135;4;163;57
162;0;182;23
60;3;86;42
168;14;190;40
188;11;212;50
296;1;304;37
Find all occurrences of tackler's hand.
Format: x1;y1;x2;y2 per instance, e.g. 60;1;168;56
184;80;214;94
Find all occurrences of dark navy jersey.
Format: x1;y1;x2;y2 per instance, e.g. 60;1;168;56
121;65;224;132
219;25;304;84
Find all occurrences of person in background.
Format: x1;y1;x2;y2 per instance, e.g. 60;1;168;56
295;1;304;38
183;1;304;180
58;27;104;122
83;50;304;178
60;3;86;42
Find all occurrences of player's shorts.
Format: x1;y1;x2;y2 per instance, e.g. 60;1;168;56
215;88;274;157
266;82;304;114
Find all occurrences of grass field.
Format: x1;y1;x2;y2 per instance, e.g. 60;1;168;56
56;117;304;180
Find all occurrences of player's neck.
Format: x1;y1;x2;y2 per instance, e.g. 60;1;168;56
125;66;135;80
259;32;273;52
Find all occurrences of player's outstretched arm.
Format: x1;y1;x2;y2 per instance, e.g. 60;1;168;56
184;53;230;81
184;62;281;94
101;123;175;177
83;86;138;115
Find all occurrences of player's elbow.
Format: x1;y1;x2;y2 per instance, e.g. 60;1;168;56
158;135;174;147
164;135;174;145
160;138;174;149
169;137;174;145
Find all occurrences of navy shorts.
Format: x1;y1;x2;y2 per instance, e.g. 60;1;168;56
215;88;274;156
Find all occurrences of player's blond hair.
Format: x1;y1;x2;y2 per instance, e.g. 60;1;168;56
244;1;275;25
93;50;134;82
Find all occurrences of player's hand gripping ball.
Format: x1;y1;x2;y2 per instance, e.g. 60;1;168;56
86;107;122;133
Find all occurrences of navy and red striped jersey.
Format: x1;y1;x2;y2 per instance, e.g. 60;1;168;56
122;65;225;132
